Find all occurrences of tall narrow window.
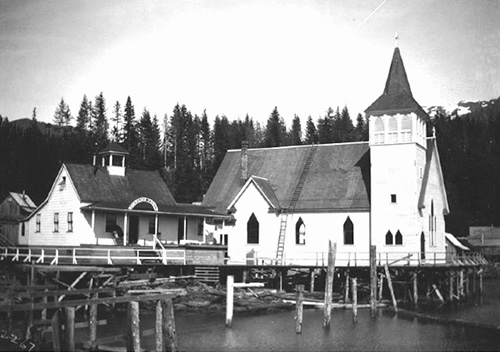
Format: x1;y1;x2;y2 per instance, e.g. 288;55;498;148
197;218;204;237
429;200;437;246
385;230;393;245
54;213;59;233
395;230;403;245
296;218;306;245
247;213;259;244
36;214;41;233
374;117;385;144
401;115;412;142
343;217;354;245
106;213;117;232
148;215;156;234
388;116;398;143
67;212;73;232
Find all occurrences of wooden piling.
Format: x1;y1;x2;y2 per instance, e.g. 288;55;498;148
479;270;483;302
449;271;454;302
89;294;98;350
128;301;141;352
432;284;444;303
378;273;384;301
384;264;397;312
65;307;75;352
162;298;178;352
295;284;304;334
156;300;163;352
309;268;315;293
370;245;377;318
323;241;336;328
459;270;464;298
226;275;234;327
51;310;62;352
351;277;358;323
344;270;350;303
412;272;418;305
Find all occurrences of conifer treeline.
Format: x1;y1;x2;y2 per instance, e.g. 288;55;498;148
1;93;500;236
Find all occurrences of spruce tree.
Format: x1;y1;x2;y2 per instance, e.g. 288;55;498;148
53;98;72;127
76;95;91;130
264;106;285;147
305;116;318;144
110;100;122;142
91;92;109;150
290;114;302;145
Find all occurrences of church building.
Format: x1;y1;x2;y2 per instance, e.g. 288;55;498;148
202;44;450;266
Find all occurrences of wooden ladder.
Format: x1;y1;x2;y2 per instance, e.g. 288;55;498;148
276;144;318;265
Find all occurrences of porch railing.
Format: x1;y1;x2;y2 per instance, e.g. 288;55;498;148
0;246;186;266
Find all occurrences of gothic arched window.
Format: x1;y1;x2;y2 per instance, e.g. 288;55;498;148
401;115;412;142
247;213;259;244
385;230;393;245
343;217;354;245
388;116;398;143
395;230;403;245
296;218;306;245
374;117;385;144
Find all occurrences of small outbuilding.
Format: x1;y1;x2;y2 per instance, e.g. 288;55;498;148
0;192;37;245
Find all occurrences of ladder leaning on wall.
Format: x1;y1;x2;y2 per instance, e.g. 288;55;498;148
275;144;318;265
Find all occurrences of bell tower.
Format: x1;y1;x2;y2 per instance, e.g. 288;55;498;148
366;39;429;252
96;142;129;177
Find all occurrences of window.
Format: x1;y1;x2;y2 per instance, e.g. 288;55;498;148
395;230;403;245
148;215;156;234
106;213;117;232
295;218;306;245
388;116;398;143
391;194;397;203
385;231;393;245
401;115;412;142
36;214;41;232
67;212;73;232
197;218;204;237
343;217;354;245
112;155;124;166
374;117;385;144
247;213;259;244
58;176;66;190
429;200;437;246
54;213;59;233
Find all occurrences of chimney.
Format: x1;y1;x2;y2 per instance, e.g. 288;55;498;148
241;140;249;184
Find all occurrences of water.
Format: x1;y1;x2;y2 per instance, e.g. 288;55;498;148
126;308;499;352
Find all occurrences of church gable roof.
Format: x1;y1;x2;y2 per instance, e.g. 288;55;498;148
418;138;450;214
365;47;426;116
64;163;176;207
203;143;371;214
228;176;280;211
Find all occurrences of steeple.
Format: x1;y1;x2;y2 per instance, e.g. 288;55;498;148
365;44;424;115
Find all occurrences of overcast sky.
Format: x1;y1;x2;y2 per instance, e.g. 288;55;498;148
1;0;499;126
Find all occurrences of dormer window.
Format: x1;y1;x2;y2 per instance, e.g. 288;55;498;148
58;176;66;190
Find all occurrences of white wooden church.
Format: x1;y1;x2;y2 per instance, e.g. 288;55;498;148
202;45;452;266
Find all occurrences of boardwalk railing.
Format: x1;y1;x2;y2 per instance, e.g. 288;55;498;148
0;246;186;266
230;250;487;267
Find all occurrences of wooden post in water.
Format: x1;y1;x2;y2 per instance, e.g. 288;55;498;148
323;241;336;328
459;270;464;299
89;294;98;351
384;263;397;312
432;284;444;303
156;300;163;352
226;275;234;327
449;271;454;302
51;310;62;352
378;273;384;301
128;301;141;352
65;307;75;352
465;269;470;298
479;270;483;303
162;298;178;352
309;268;315;293
413;272;418;305
351;277;358;323
472;268;477;297
370;245;377;318
295;284;304;334
344;270;350;303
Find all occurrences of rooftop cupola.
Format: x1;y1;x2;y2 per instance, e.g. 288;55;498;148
96;142;129;176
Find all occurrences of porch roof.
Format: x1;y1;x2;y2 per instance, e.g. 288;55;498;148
81;201;229;218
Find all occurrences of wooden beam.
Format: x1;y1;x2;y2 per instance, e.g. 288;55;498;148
323;241;336;328
0;287;114;300
163;298;178;352
0;293;175;312
20;264;121;273
295;284;304;334
226;275;234;327
384;263;397;312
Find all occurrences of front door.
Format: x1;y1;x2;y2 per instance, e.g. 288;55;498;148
420;232;426;260
129;216;139;245
177;217;185;243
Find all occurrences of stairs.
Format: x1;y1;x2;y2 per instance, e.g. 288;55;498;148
195;266;220;283
276;144;318;265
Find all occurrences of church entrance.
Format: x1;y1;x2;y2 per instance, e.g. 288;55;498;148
128;215;139;244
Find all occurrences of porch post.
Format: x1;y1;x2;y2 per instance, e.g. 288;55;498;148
123;213;128;246
155;214;159;245
183;216;187;241
91;210;96;244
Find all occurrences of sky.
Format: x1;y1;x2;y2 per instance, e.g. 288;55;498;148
1;0;499;127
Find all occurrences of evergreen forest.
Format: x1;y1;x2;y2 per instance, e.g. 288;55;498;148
1;93;500;236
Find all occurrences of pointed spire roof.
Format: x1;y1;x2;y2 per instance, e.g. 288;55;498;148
365;47;426;116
